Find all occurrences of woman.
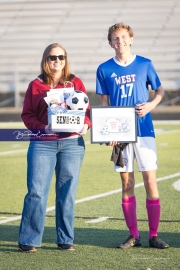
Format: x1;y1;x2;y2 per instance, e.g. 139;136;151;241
18;43;92;252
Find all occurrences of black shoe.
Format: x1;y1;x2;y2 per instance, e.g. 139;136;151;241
149;236;169;249
19;244;37;253
57;244;75;251
117;235;141;249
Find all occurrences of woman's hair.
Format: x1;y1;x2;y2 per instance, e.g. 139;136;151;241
39;43;75;86
107;22;134;42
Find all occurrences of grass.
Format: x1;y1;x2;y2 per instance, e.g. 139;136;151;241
0;121;180;270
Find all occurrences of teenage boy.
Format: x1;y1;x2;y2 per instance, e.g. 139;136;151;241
96;22;169;249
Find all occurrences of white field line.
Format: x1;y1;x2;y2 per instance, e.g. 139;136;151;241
1;172;180;225
0;149;27;155
172;179;180;191
153;120;180;125
0;122;25;127
86;217;111;223
0;142;90;156
0;142;88;156
0;215;22;224
155;129;180;135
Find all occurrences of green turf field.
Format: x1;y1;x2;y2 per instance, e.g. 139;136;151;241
0;121;180;270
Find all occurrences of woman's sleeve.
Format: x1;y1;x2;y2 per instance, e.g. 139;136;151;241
21;82;46;131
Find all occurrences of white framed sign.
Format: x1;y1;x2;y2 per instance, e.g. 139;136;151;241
90;106;137;144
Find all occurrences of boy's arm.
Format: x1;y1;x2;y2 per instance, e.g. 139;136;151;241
100;95;110;106
151;85;164;109
135;85;164;117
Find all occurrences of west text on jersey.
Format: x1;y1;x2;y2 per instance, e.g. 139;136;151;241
115;74;136;85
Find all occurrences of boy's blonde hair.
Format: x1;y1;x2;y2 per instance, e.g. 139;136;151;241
107;22;134;42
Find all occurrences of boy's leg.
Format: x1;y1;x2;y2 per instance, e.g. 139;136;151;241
134;137;169;248
142;171;169;249
117;171;141;248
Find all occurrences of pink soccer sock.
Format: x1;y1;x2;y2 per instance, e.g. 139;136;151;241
122;196;139;238
146;199;160;239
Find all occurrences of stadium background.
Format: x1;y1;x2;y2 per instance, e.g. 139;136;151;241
0;0;180;121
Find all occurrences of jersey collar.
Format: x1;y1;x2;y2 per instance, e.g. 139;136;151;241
113;54;136;67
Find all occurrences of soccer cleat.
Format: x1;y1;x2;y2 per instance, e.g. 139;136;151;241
117;235;141;249
18;244;37;253
149;236;169;249
57;244;75;251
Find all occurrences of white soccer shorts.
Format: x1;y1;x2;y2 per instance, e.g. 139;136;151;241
114;136;157;172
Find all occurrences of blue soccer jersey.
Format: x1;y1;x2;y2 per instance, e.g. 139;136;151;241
96;55;161;137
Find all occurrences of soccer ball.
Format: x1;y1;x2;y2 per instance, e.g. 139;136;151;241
66;90;89;110
69;116;76;124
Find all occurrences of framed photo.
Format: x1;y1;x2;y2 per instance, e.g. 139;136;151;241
90;106;137;144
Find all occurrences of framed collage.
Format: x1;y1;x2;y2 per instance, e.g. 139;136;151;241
90;106;137;144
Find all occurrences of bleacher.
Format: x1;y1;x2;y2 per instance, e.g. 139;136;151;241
0;0;180;110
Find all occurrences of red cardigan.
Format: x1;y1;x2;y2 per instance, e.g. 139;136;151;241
21;77;92;139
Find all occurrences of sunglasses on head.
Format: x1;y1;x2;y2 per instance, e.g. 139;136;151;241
48;55;66;61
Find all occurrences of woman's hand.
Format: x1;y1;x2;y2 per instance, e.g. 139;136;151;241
78;124;88;136
45;124;54;134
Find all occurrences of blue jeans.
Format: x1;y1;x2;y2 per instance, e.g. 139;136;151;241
18;137;85;247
